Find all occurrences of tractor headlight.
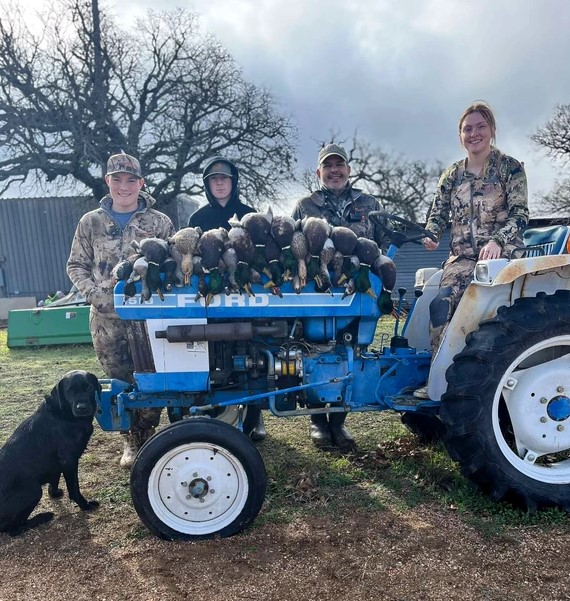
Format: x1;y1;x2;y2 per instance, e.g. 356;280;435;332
474;263;490;283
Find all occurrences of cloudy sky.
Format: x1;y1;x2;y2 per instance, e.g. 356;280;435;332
26;0;570;214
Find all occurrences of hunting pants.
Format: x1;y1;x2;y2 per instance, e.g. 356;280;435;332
428;256;476;353
90;308;161;432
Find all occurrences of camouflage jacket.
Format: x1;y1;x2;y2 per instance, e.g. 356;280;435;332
67;191;175;316
425;148;529;259
291;185;385;248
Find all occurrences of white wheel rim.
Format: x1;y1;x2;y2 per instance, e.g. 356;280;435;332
147;442;249;535
493;334;570;484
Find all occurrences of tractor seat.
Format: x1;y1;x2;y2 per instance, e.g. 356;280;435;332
522;226;569;256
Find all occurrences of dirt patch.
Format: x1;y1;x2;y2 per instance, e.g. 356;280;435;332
1;454;569;601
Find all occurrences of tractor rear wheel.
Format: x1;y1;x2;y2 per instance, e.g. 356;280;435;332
440;291;570;511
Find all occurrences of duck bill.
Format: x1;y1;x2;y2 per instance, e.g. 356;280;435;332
338;274;347;285
366;288;377;300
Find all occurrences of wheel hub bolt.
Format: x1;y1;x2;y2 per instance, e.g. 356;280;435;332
540;397;548;404
540;417;548;423
557;386;564;393
558;425;565;432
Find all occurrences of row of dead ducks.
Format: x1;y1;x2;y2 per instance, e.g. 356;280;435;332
111;208;397;306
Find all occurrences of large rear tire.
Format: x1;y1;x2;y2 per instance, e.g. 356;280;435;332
440;291;570;511
131;418;267;540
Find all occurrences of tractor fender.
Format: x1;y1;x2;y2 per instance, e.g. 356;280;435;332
428;256;570;402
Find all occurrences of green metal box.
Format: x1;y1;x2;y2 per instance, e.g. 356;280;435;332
7;305;92;348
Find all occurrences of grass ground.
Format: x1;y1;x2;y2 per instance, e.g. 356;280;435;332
1;323;567;539
2;325;570;601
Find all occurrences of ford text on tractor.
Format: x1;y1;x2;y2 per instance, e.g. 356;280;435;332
96;213;570;539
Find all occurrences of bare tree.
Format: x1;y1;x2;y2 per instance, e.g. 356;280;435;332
532;103;570;215
0;0;297;208
301;133;441;222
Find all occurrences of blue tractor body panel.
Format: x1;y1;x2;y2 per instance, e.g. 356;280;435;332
96;272;432;432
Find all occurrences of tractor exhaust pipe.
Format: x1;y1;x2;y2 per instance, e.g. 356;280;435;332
155;321;288;342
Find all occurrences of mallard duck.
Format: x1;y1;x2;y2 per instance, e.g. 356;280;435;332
118;253;142;304
198;228;227;271
235;261;255;297
192;255;208;302
241;206;273;245
263;236;284;296
371;254;397;292
132;257;151;302
302;216;331;256
270;215;296;249
338;255;360;286
306;255;322;288
228;223;255;264
111;259;133;282
331;226;358;256
160;256;178;291
280;246;297;281
169;227;202;286
131;237;170;264
146;260;165;301
354;237;380;267
331;251;345;287
130;238;170;301
222;247;239;293
354;263;377;299
251;245;271;279
318;237;335;294
291;230;308;288
205;265;225;306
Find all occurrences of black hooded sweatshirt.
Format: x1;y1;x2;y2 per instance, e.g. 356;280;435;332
188;156;255;231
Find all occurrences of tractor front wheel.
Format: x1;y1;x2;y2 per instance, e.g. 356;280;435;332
131;418;267;540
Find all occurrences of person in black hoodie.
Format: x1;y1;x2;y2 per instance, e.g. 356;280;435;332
189;157;255;230
188;157;266;442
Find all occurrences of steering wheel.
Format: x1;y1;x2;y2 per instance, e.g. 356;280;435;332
369;211;438;248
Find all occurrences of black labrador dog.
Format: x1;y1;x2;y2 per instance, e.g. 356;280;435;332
0;369;101;536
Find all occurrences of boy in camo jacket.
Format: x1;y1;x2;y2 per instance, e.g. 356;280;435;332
67;153;175;467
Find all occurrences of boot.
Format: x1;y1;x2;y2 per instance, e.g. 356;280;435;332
119;428;155;469
329;412;356;452
250;410;267;442
309;413;333;449
120;432;140;469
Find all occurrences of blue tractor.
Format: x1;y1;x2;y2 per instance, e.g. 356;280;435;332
96;213;570;539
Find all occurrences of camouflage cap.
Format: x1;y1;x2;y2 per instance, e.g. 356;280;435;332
318;143;349;165
204;161;233;178
106;153;142;178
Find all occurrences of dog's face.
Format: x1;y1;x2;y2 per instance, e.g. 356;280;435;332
48;370;101;419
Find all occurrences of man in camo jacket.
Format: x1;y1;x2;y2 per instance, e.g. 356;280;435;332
292;143;386;248
291;143;388;453
67;152;175;468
